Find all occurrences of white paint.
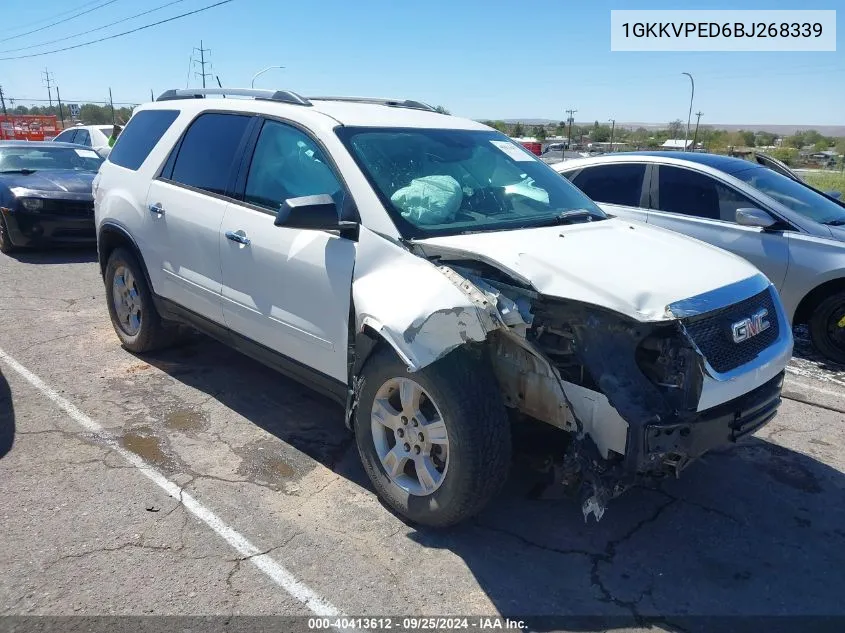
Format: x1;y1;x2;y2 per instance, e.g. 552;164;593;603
0;347;342;618
784;372;845;400
786;364;845;390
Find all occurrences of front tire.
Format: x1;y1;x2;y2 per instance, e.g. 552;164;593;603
354;347;511;527
0;215;16;254
809;290;845;364
104;247;178;353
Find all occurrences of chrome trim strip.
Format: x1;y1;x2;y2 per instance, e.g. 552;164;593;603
666;274;770;319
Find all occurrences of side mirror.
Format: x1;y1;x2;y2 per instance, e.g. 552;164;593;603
274;194;341;230
735;207;775;229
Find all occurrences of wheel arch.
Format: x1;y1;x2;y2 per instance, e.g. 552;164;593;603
793;277;845;325
97;222;154;291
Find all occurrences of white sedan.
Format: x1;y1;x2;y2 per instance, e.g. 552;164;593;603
52;124;114;158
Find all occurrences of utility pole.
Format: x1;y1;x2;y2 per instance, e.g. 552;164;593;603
0;85;7;117
42;67;54;108
56;86;65;126
681;72;694;152
150;89;154;102
692;111;703;151
565;108;577;150
608;118;615;153
193;40;212;88
108;87;115;124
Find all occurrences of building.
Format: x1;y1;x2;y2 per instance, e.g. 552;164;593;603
661;139;694;151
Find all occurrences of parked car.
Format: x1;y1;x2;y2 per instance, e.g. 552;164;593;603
554;152;845;363
52;124;114;158
94;90;791;526
0;141;103;253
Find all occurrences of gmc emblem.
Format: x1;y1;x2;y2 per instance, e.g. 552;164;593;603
731;309;770;344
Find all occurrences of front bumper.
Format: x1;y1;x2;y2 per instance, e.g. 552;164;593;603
640;370;784;471
1;208;95;247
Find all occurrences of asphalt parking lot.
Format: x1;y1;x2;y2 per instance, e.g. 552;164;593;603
1;248;845;632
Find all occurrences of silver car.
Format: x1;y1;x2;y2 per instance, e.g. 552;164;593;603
553;152;845;363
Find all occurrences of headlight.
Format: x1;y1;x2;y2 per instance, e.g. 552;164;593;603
20;198;43;212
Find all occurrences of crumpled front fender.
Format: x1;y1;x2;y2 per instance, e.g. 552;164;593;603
353;227;500;371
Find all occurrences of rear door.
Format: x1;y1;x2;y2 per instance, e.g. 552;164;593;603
218;118;356;382
565;163;649;222
144;111;255;323
647;164;790;288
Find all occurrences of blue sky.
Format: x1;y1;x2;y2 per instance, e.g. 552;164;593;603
0;0;842;126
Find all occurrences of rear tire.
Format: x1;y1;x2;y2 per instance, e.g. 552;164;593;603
0;215;16;254
104;247;179;353
354;347;511;527
809;290;845;364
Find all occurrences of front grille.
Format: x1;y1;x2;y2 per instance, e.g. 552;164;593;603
683;288;779;373
42;199;94;217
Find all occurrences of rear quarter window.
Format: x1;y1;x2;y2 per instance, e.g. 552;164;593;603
108;109;180;171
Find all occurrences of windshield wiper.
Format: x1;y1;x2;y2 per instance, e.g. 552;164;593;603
0;168;37;174
536;208;601;226
824;219;845;227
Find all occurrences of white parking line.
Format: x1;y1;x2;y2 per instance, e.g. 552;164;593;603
0;346;342;617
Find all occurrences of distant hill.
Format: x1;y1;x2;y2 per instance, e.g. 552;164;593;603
498;119;845;136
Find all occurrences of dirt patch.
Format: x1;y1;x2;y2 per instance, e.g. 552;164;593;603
121;426;172;469
164;407;208;433
235;439;299;490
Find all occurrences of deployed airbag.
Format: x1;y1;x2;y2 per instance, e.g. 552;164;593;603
391;175;463;225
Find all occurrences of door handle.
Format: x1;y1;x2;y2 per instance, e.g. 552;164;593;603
225;230;251;246
148;203;165;216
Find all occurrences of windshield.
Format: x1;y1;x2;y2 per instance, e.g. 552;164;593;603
336;127;605;238
733;166;845;226
0;146;103;173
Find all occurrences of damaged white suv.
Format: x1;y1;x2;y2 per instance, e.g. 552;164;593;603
94;89;793;526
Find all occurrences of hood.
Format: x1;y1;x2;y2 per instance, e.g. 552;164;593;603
415;218;762;322
2;170;96;196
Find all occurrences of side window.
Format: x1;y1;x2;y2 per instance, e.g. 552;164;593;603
75;129;91;146
570;164;646;207
655;166;720;220
109;109;180;171
244;120;342;211
56;129;77;143
715;182;758;222
169;113;252;196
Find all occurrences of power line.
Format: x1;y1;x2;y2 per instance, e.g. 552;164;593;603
7;0;105;34
0;0;235;61
0;0;188;54
4;0;122;44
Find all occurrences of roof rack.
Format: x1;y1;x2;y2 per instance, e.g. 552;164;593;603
156;88;312;106
308;96;437;112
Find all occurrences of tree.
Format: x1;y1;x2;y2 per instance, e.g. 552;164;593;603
13;105;28;115
434;105;450;115
532;125;547;141
770;147;799;165
668;119;684;138
755;131;777;147
592;125;612;143
512;122;524;137
739;130;756;147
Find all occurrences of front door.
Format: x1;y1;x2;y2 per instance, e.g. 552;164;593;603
219;118;355;382
647;164;790;289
